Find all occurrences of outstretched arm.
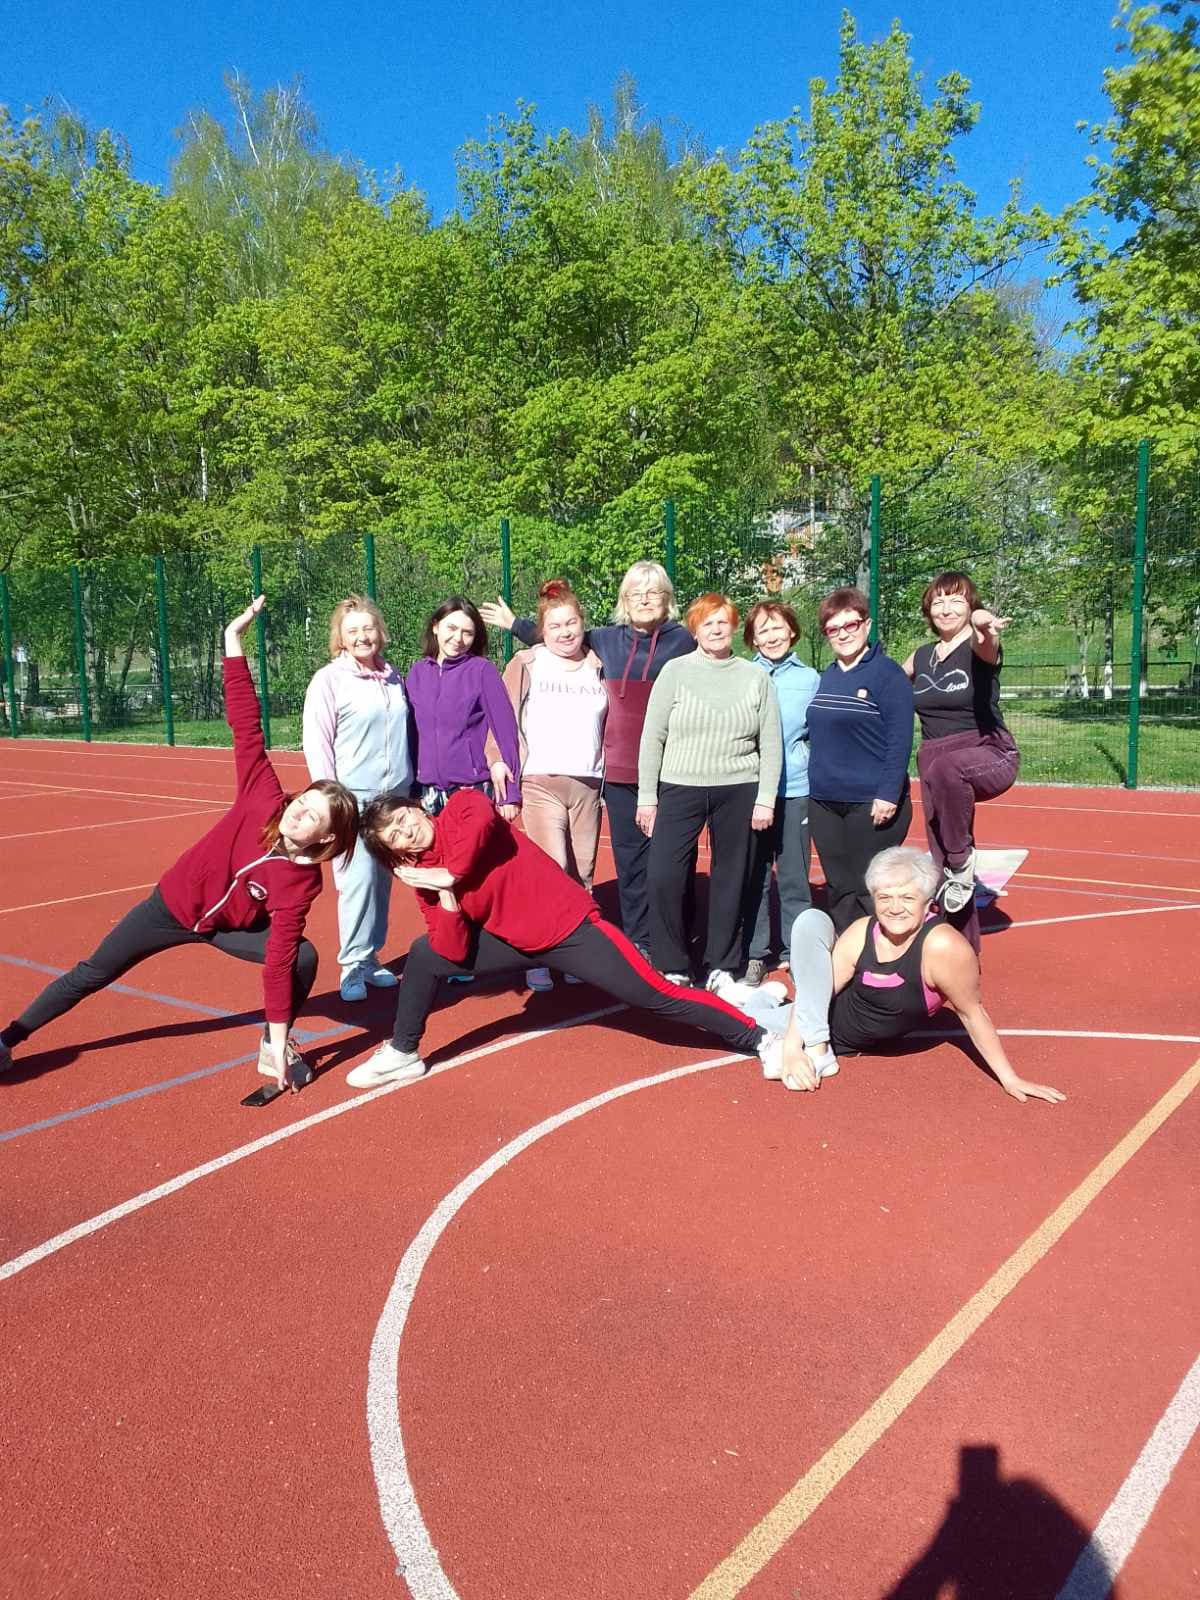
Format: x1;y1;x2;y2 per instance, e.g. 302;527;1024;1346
970;609;1010;665
927;929;1065;1105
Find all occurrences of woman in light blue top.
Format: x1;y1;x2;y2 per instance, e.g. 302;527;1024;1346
740;601;820;986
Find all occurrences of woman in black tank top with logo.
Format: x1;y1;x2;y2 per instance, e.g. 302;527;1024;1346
724;846;1063;1106
903;572;1020;950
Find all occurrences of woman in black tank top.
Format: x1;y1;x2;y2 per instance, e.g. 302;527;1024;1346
729;846;1064;1106
903;572;1021;952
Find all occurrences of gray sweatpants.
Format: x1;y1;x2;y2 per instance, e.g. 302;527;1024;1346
731;907;837;1047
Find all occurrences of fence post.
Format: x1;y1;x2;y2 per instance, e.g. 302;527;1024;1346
500;518;513;663
1;575;18;738
70;565;93;742
250;545;272;750
868;476;882;641
1125;439;1150;789
154;555;176;747
664;499;677;586
363;531;378;601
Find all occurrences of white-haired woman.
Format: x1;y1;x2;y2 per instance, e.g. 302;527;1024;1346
481;560;694;956
303;595;413;1002
718;846;1064;1105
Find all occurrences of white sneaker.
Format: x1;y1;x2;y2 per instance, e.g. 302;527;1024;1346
364;965;399;988
705;969;734;993
340;967;368;1002
257;1037;313;1088
346;1043;427;1088
938;850;977;915
526;967;554;991
758;1032;785;1080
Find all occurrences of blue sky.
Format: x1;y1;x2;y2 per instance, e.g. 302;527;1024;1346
6;0;1117;226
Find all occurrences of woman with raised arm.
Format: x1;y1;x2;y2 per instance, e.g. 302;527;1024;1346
903;572;1019;949
806;587;914;933
342;787;783;1088
0;599;359;1093
637;593;782;990
486;579;607;994
481;561;694;958
722;846;1064;1106
405;596;522;820
303;595;413;1002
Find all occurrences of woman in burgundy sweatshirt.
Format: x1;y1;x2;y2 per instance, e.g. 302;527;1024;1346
343;786;779;1088
0;599;359;1092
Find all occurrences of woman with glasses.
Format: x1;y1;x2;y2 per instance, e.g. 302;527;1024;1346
480;562;694;958
806;587;914;932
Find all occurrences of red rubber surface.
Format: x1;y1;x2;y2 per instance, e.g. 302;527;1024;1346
1;742;1198;1599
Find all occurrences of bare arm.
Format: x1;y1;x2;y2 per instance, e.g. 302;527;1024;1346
925;929;1065;1105
970;609;1010;666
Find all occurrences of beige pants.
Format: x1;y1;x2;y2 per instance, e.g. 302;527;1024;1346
521;775;603;889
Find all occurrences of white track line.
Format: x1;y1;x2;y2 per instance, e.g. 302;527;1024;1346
1002;903;1200;931
0;1005;624;1284
0;810;222;842
0;778;227;806
1055;1350;1200;1600
0;883;157;916
368;1053;741;1600
990;801;1200;820
1020;870;1200;895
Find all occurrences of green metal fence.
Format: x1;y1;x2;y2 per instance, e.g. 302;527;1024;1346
1;443;1197;789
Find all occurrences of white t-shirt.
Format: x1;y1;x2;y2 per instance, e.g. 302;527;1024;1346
522;650;607;778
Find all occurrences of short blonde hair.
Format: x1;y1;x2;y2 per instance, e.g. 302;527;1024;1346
328;595;389;661
612;561;679;624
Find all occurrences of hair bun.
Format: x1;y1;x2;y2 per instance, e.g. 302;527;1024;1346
539;579;570;601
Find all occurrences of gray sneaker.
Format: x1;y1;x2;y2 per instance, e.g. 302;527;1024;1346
742;958;769;987
939;850;977;915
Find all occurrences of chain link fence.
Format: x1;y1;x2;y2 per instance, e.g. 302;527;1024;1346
2;444;1197;788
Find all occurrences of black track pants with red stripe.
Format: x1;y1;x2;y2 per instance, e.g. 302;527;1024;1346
390;910;765;1056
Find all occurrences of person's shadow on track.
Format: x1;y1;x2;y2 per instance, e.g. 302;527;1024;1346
881;1443;1114;1600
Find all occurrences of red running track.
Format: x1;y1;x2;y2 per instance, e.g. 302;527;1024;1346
1;740;1198;1599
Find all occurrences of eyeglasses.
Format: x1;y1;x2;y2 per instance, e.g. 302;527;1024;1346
824;618;866;638
628;589;665;602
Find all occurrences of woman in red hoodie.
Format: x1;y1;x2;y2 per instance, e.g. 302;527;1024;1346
0;599;359;1092
345;786;778;1087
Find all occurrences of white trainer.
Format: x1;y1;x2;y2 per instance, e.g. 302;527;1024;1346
758;1032;785;1080
938;850;977;915
339;967;368;1002
364;965;399;988
346;1043;427;1089
526;967;554;992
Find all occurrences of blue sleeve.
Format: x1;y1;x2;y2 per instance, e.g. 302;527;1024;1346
874;659;915;803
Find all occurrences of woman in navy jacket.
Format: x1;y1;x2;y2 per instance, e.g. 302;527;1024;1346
806;587;914;932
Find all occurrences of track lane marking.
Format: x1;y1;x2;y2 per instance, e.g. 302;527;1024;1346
0;1005;625;1282
0;778;228;806
1055;1350;1200;1600
998;903;1200;931
1020;871;1200;895
0;883;156;916
0;809;223;842
688;1053;1200;1600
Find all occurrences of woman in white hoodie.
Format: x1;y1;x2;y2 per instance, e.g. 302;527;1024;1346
303;596;414;1001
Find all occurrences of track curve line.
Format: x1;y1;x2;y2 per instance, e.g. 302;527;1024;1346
367;1051;742;1600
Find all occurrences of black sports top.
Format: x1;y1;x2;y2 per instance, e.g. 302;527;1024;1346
911;637;1007;740
829;915;944;1055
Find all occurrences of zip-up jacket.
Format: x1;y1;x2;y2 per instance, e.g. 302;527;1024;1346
513;615;695;783
405;653;522;804
806;642;915;805
410;788;596;964
302;652;414;798
753;651;820;798
158;656;323;1022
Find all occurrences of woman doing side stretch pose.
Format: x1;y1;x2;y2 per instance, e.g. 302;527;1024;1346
0;599;359;1091
722;847;1063;1106
342;788;780;1089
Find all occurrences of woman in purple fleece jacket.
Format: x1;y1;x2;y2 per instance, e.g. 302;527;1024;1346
405;596;522;820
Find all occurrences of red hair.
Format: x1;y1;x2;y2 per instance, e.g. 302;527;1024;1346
685;592;738;634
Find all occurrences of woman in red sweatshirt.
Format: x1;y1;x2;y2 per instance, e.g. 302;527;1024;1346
345;786;779;1087
0;599;359;1092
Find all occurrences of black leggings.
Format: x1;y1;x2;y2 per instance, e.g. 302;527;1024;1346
809;789;913;933
390;911;764;1056
2;887;318;1047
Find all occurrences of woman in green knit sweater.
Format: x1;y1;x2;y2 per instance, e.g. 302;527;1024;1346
636;593;782;986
